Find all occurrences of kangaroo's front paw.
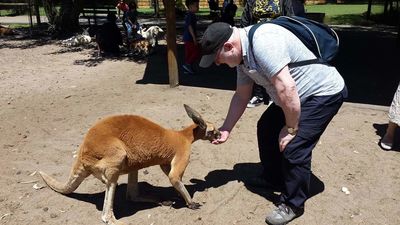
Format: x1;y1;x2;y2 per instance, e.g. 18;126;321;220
102;213;125;225
111;220;126;225
188;202;201;209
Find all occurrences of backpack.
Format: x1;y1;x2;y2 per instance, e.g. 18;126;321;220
248;16;340;67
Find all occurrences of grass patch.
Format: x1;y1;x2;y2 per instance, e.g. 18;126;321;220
305;4;385;25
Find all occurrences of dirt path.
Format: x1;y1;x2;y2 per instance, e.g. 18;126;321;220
0;36;399;225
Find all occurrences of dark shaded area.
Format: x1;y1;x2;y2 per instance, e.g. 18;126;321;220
190;162;324;204
68;185;147;219
67;162;324;220
373;123;400;151
333;26;400;106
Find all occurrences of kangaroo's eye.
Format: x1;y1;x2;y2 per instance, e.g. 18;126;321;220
206;131;216;137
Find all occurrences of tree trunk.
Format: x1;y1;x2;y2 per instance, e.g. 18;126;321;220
42;0;83;36
57;0;82;35
42;0;58;24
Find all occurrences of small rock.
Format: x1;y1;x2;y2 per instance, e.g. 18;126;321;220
43;207;49;212
29;171;37;176
50;213;58;218
33;183;45;190
160;200;174;206
341;187;350;195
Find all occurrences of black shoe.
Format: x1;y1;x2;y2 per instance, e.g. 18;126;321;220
245;176;284;192
265;203;304;225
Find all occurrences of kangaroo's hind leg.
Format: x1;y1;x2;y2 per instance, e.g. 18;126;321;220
92;139;128;225
126;170;159;203
101;177;125;225
126;171;139;201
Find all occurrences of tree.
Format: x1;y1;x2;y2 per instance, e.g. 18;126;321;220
42;0;83;36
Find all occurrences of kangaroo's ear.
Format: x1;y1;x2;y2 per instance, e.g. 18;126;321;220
184;104;206;129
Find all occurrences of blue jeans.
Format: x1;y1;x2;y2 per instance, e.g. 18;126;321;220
257;86;347;208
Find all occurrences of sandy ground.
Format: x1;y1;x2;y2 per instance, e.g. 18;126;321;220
0;31;399;225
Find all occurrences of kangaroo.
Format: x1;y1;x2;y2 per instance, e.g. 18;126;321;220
39;104;220;225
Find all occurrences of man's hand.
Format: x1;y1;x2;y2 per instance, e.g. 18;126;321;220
278;127;296;152
211;130;230;144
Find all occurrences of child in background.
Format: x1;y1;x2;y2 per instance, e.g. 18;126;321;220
221;0;238;26
125;2;140;40
116;0;129;20
96;12;123;57
182;0;200;74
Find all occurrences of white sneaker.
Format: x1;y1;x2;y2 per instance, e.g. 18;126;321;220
380;135;393;150
247;96;264;108
380;141;393;150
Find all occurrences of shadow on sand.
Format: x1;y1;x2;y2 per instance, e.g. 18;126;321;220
373;123;400;151
67;162;324;220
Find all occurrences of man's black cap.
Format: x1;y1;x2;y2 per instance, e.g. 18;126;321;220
199;22;233;68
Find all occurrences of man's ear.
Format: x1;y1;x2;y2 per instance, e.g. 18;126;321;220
223;42;234;52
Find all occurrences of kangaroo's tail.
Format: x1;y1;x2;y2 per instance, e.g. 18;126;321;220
39;158;89;194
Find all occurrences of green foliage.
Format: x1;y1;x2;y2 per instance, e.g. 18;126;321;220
306;4;384;16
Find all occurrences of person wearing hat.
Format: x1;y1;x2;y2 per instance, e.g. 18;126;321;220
200;22;347;225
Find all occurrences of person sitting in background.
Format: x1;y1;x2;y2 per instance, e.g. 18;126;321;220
380;82;400;150
125;2;140;40
207;0;220;22
220;0;237;26
96;12;123;57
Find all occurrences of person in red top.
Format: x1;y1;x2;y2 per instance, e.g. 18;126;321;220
116;0;129;20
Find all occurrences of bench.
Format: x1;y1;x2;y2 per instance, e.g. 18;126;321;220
80;5;117;26
0;2;29;16
0;1;41;26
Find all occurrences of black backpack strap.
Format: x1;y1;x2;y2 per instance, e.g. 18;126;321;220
248;22;264;50
288;58;328;68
